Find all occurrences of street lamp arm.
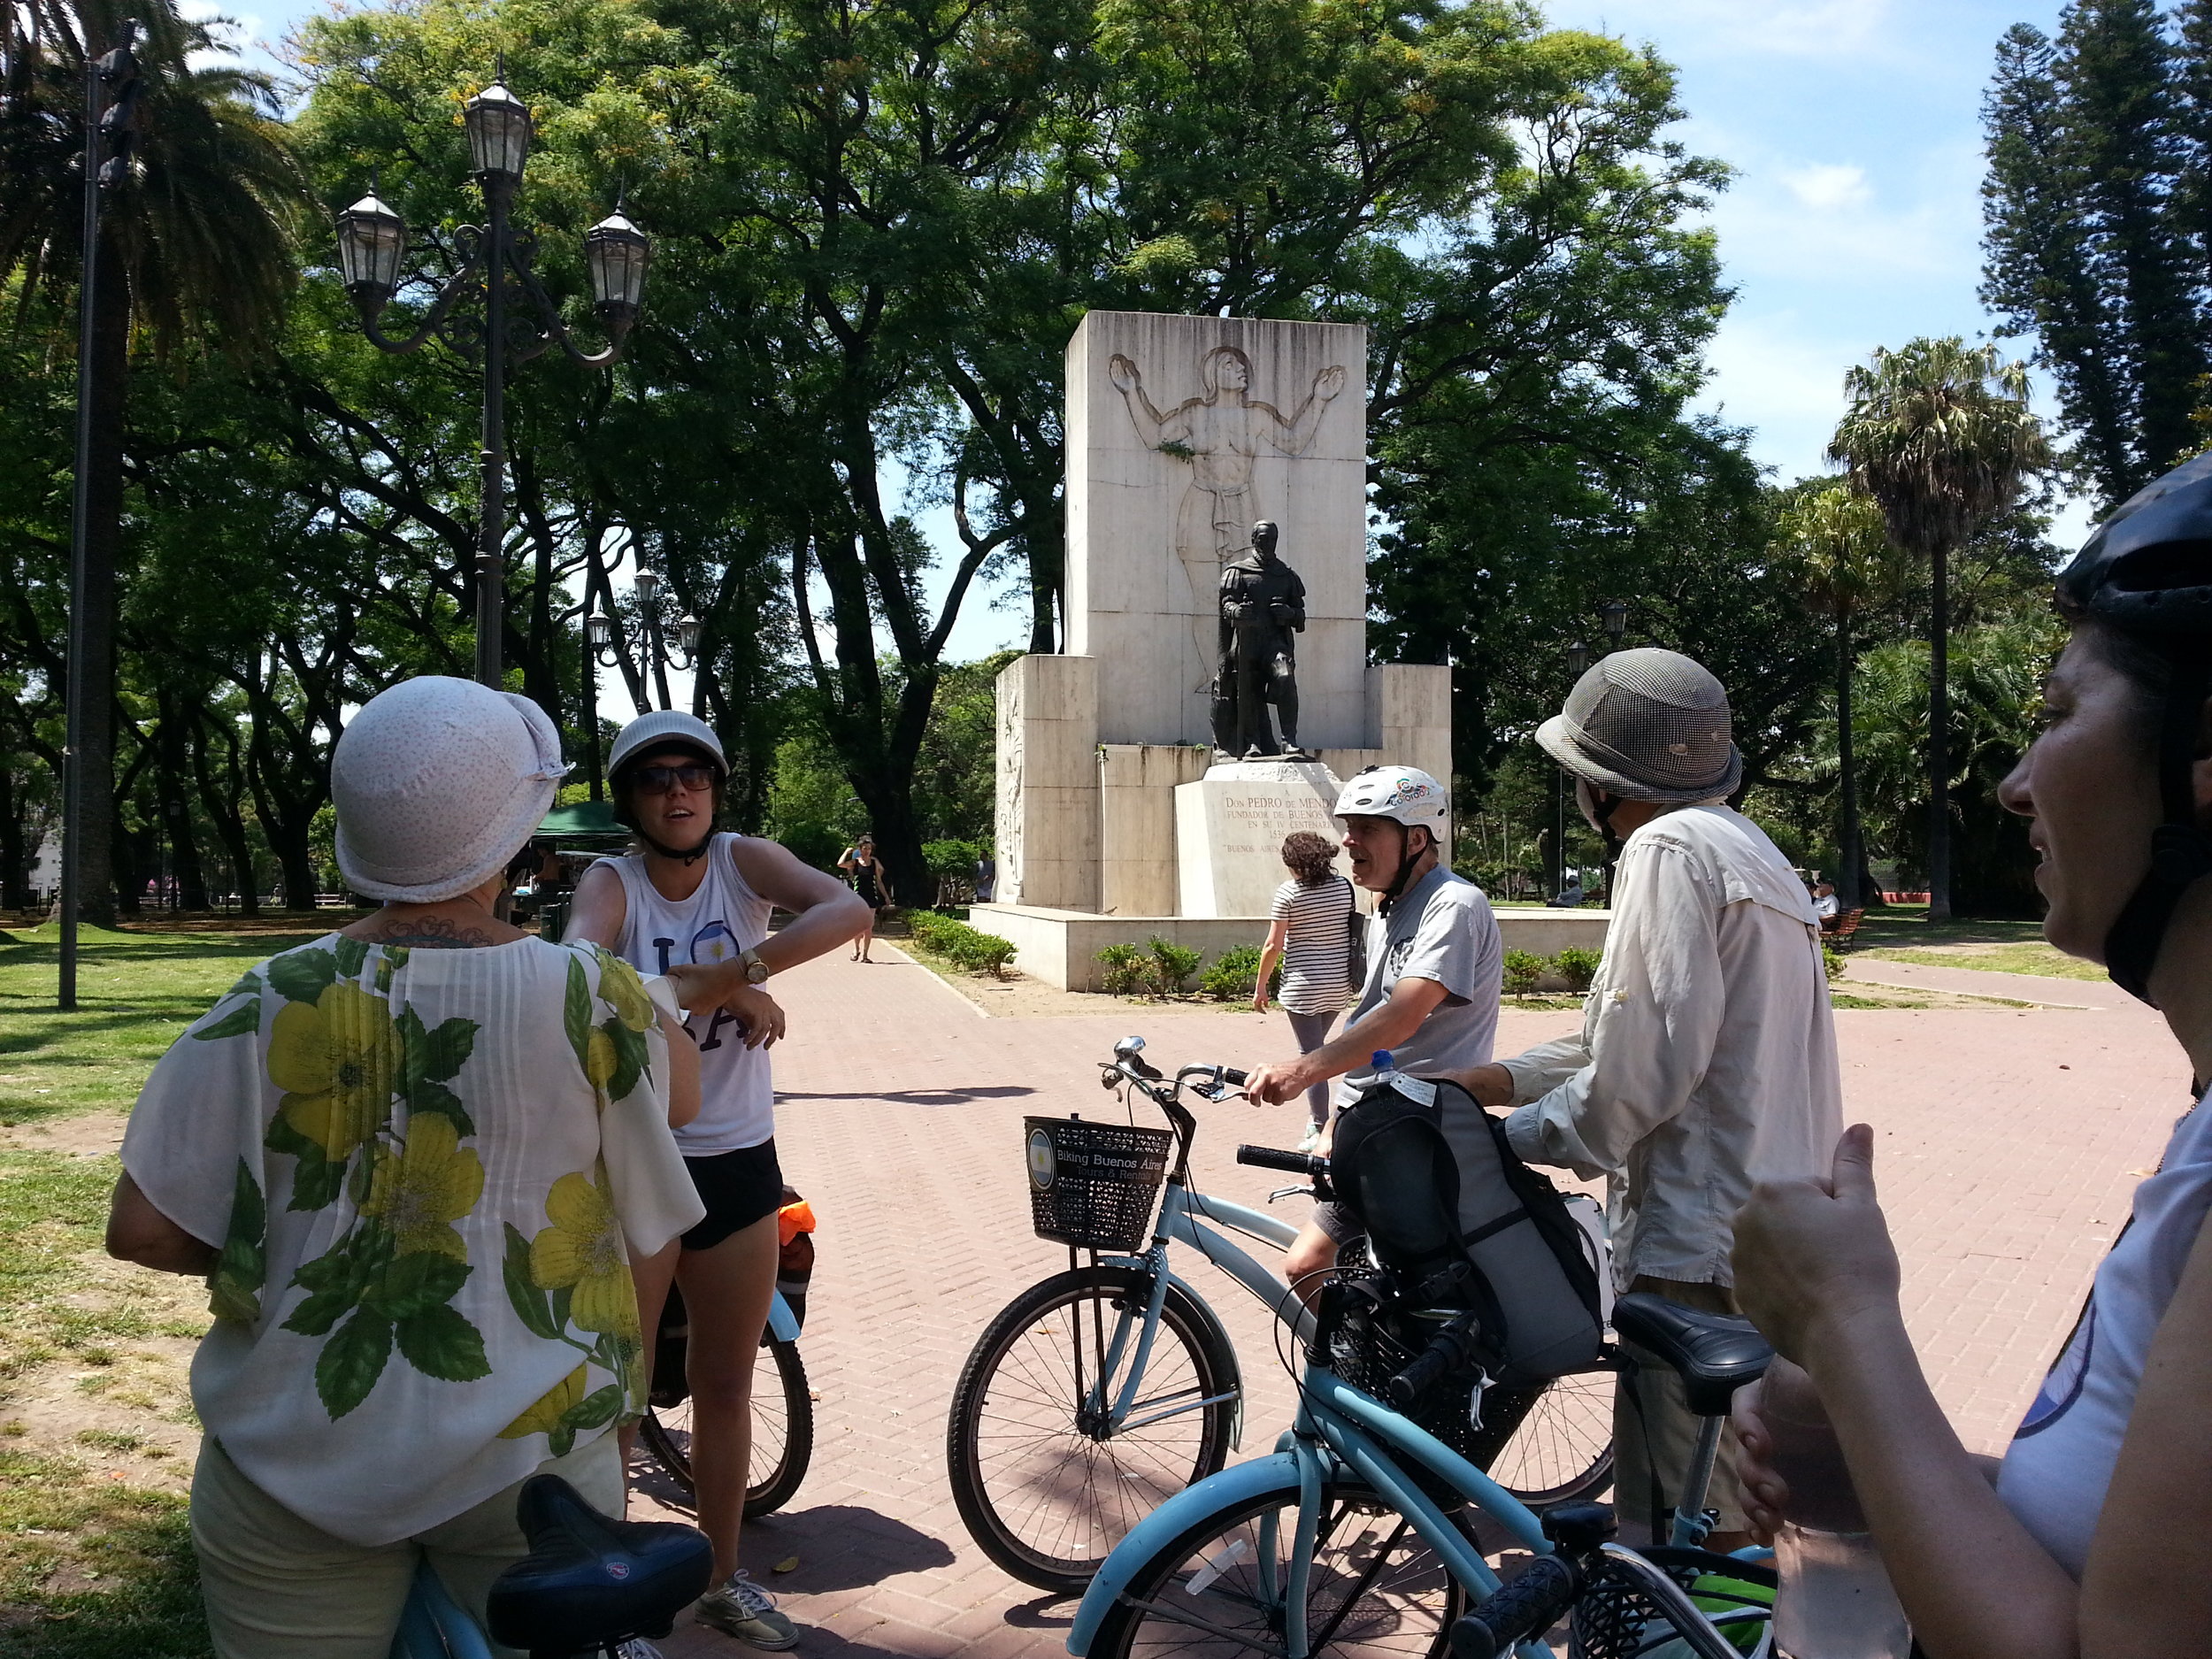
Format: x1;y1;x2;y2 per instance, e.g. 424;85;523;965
353;253;488;356
503;250;631;368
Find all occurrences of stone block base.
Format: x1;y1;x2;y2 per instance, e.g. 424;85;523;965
1174;758;1343;918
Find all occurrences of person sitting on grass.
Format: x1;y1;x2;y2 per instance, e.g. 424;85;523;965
104;676;703;1659
1729;454;2212;1658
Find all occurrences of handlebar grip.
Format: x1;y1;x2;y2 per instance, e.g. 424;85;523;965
1219;1066;1249;1087
1236;1144;1325;1176
1386;1345;1454;1409
1448;1556;1579;1659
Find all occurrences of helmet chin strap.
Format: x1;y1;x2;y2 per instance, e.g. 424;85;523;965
639;826;714;864
1378;825;1432;915
2103;650;2212;1006
1576;778;1627;863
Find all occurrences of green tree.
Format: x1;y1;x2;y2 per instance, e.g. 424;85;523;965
1776;478;1901;910
0;0;310;922
1829;337;2050;920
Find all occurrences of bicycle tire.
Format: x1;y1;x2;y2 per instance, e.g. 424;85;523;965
1085;1472;1476;1659
946;1265;1239;1595
1480;1369;1616;1509
641;1332;814;1518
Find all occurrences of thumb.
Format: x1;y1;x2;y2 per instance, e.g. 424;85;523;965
1830;1122;1877;1202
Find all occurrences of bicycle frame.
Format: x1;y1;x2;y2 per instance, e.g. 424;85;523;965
1070;1356;1559;1659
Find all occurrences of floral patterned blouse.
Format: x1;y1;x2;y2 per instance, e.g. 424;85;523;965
121;933;703;1546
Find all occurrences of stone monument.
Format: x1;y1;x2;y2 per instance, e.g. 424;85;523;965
984;311;1455;986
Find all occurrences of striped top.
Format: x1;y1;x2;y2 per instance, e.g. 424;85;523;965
1271;875;1356;1015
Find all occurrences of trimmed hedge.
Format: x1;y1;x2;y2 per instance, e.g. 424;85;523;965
907;910;1018;977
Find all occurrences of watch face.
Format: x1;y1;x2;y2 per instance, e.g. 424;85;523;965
746;962;771;984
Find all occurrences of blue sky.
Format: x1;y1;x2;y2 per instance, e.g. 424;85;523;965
216;0;2085;659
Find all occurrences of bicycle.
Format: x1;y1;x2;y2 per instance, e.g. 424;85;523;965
1067;1172;1784;1659
390;1471;711;1659
944;1036;1617;1595
638;1283;813;1517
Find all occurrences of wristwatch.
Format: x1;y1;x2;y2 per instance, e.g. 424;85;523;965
739;948;771;986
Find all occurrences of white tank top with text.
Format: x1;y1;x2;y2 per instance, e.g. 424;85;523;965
610;833;775;1154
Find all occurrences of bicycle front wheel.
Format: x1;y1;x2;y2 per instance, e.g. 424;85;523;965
1479;1368;1616;1509
1087;1475;1474;1659
640;1332;814;1518
946;1265;1238;1594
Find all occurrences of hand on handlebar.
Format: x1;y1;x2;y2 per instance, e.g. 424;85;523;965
1244;1058;1317;1107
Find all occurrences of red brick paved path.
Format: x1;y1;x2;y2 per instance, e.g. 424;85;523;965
648;949;2191;1655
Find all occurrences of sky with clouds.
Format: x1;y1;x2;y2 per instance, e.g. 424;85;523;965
223;0;2085;658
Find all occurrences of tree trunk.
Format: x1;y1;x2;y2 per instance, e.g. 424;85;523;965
192;711;259;918
1836;610;1863;910
0;762;30;910
156;692;209;910
70;219;131;928
1926;541;1952;921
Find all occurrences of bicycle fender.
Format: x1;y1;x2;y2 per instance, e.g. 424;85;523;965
767;1290;800;1345
1162;1271;1244;1447
1065;1453;1301;1656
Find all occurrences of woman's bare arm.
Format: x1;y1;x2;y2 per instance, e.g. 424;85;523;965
659;1008;701;1128
1255;918;1289;1012
2079;1202;2212;1655
106;1174;218;1276
564;859;629;950
730;837;870;972
1734;1128;2079;1659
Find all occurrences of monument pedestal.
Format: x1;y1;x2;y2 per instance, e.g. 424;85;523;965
1174;758;1344;918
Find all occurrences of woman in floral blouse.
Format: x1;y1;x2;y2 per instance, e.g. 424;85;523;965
105;678;703;1659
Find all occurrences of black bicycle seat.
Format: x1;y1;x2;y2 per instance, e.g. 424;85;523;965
1611;1292;1773;1418
485;1474;714;1655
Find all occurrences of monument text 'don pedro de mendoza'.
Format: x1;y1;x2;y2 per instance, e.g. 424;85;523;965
977;311;1452;989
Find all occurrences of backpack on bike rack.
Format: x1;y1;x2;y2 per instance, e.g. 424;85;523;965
1329;1071;1605;1389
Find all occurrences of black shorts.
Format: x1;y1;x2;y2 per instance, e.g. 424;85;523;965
680;1140;783;1252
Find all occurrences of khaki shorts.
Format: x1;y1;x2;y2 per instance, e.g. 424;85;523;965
1612;1276;1748;1540
190;1431;625;1659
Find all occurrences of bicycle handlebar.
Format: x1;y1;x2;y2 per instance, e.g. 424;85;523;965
1385;1312;1482;1409
1448;1555;1579;1659
1235;1144;1326;1176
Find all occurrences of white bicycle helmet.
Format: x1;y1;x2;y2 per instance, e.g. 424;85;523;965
606;710;728;863
1333;765;1449;833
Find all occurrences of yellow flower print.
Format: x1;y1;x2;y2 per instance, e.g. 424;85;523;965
596;953;657;1033
499;1364;586;1440
586;1027;618;1090
268;982;403;1160
359;1114;484;1260
529;1169;639;1340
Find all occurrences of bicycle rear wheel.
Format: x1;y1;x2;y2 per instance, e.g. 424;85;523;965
1085;1474;1474;1659
1479;1368;1616;1509
946;1265;1238;1594
641;1332;814;1518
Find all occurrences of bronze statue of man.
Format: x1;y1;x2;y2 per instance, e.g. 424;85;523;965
1213;520;1310;761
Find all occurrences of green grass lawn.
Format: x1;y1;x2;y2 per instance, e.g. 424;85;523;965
1847;905;2103;981
0;920;345;1129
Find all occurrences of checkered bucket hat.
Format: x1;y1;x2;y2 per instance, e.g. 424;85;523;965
1535;648;1742;804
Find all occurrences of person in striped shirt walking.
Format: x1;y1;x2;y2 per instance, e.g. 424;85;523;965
1252;830;1358;1152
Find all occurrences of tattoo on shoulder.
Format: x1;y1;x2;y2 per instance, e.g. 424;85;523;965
365;918;495;949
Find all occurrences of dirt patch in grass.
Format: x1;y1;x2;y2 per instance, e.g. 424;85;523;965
0;1448;207;1658
1859;941;2103;981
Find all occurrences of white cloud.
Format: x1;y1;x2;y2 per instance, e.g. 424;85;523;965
1780;162;1871;212
1559;0;1896;60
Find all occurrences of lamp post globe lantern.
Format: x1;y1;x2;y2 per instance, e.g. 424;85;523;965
335;188;406;312
675;615;702;657
586;611;614;650
1566;639;1589;676
464;74;532;182
1600;599;1627;644
633;569;662;609
585;208;649;333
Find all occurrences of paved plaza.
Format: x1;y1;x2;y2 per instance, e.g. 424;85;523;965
635;944;2195;1656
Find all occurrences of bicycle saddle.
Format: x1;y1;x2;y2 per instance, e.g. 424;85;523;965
485;1475;713;1656
1610;1292;1773;1418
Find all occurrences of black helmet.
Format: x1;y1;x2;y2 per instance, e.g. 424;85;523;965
2055;452;2212;1004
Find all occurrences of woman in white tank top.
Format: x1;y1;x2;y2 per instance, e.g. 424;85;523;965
565;712;866;1649
1725;461;2212;1656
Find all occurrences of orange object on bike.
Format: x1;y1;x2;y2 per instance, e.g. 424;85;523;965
777;1198;817;1248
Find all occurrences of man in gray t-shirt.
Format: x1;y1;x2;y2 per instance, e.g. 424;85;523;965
1247;766;1503;1298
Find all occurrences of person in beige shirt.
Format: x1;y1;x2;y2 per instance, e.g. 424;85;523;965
1453;649;1840;1548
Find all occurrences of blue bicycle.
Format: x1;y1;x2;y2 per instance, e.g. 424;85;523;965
1067;1143;1778;1659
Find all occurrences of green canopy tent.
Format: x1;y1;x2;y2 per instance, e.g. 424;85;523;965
531;801;629;940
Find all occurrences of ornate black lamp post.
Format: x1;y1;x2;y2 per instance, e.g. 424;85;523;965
334;62;649;687
583;565;699;793
1600;599;1628;648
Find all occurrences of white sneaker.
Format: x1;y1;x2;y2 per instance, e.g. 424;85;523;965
617;1642;664;1659
1297;1125;1323;1154
695;1570;799;1650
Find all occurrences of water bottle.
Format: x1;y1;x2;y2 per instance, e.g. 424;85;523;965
1758;1362;1910;1659
1371;1048;1395;1079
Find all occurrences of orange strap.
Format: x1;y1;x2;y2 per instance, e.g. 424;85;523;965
777;1198;817;1246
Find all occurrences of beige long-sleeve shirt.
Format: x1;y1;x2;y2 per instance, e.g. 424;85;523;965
1500;803;1842;1290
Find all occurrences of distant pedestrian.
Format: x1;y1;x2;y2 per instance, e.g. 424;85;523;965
974;852;996;904
837;834;894;961
1253;830;1359;1148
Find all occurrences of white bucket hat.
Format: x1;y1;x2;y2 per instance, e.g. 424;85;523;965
1536;648;1742;804
333;677;572;903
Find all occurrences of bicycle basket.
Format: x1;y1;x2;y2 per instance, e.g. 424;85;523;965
1023;1115;1174;1252
1322;1279;1549;1502
1568;1546;1776;1659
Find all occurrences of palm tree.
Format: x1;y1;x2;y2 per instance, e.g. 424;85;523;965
1;0;310;923
1828;338;2049;920
1778;478;1898;911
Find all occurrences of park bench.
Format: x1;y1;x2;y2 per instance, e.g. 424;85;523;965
1822;907;1865;947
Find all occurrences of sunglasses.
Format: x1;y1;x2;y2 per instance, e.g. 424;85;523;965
632;764;717;795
